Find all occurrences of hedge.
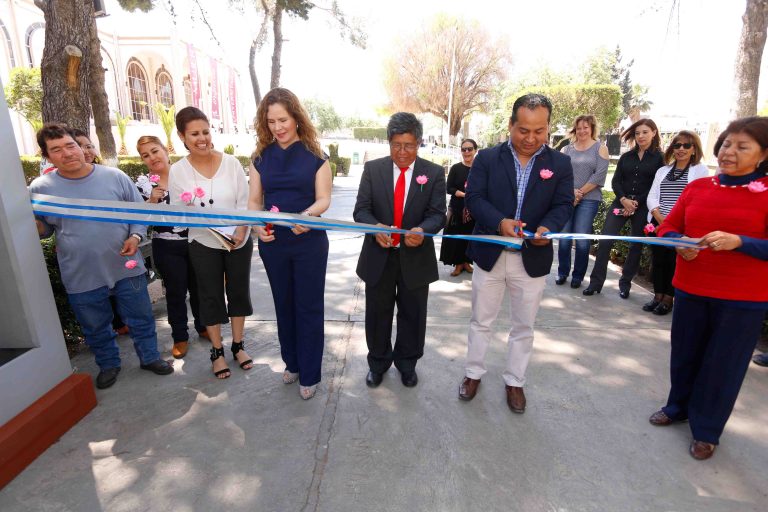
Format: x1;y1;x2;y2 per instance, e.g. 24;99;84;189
592;189;651;275
21;155;252;185
353;127;387;141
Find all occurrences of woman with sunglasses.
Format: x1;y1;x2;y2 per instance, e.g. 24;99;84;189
584;118;664;298
643;131;709;315
440;139;477;277
648;116;768;460
555;115;609;289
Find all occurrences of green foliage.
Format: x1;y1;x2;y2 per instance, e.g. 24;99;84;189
325;143;349;176
353;127;387;140
327;143;339;160
344;116;379;128
759;100;768;117
304;98;342;135
152;103;176;152
223;144;235;155
4;67;43;129
116;0;156;12
40;237;83;347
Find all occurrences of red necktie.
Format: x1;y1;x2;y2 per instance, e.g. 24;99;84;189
392;167;407;247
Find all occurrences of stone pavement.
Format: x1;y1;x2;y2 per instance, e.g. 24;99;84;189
1;159;767;512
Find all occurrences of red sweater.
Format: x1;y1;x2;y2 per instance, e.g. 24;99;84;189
657;175;768;301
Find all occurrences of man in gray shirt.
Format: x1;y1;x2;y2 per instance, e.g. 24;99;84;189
29;123;173;389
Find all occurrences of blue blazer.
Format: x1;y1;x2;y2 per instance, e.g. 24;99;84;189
466;142;574;277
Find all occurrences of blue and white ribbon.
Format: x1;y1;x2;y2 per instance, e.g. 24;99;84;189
29;194;703;250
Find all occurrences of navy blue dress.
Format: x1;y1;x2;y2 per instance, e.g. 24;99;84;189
255;142;329;386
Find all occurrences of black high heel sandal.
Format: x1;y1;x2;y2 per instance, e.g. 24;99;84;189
231;341;253;370
210;346;231;379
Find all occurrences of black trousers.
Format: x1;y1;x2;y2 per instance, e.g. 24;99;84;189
662;293;766;444
588;198;648;292
651;245;676;296
365;250;429;374
188;238;253;326
152;238;204;341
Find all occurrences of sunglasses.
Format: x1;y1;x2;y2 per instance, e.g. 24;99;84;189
671;142;693;149
460;147;475;152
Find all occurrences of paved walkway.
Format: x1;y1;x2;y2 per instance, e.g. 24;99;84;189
2;162;767;512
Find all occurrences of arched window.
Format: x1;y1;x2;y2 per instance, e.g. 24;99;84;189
126;59;151;121
0;19;16;69
25;22;45;67
183;76;193;107
155;67;174;107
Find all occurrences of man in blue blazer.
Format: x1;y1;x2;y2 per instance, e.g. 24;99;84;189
458;94;574;413
354;113;446;388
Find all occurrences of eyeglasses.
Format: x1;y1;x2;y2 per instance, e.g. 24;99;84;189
390;143;418;152
460;147;475;152
671;142;693;149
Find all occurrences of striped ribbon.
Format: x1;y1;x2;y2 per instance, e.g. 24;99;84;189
29;194;703;250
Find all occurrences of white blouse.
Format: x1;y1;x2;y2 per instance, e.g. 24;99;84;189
169;153;249;250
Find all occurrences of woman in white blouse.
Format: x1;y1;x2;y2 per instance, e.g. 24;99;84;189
169;107;253;379
644;130;709;315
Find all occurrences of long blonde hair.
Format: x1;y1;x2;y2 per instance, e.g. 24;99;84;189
252;88;323;160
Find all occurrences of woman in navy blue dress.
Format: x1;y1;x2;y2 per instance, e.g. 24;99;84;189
248;88;333;400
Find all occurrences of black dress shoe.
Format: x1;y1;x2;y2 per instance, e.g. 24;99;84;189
96;367;121;389
652;302;672;315
401;371;418;387
583;286;601;296
140;359;174;375
555;276;567;285
619;290;630;299
570;279;582;289
642;299;660;312
365;371;383;388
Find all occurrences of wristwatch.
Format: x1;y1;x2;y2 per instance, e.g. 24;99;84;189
130;233;143;242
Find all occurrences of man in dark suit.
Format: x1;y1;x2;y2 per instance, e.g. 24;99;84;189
353;112;446;388
457;94;574;413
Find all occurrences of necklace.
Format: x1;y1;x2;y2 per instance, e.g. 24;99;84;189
190;155;216;207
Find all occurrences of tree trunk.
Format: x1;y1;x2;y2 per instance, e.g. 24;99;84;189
270;3;283;90
732;0;768;118
249;42;262;105
37;0;92;134
87;10;116;162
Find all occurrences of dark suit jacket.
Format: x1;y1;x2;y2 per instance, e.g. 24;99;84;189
466;142;574;277
354;156;446;289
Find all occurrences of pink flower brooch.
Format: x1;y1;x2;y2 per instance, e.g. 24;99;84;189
747;181;767;193
643;223;655;235
416;174;428;191
539;169;553;180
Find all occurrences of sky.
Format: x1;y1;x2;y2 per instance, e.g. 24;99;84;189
104;0;767;127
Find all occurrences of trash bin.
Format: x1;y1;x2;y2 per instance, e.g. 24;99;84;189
352;152;359;165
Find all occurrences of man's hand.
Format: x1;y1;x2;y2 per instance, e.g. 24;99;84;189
529;225;551;246
120;236;139;256
375;223;393;248
499;218;525;238
404;226;424;247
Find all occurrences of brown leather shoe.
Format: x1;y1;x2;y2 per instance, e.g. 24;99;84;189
505;385;526;413
689;440;716;460
649;410;673;426
171;341;188;359
458;377;480;401
450;266;462;277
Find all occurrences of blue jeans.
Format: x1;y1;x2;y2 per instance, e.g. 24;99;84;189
557;199;600;281
68;275;160;370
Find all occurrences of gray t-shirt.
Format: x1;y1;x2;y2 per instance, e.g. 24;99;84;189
562;142;609;202
29;164;148;294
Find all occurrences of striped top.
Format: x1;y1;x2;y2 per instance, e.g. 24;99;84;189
562;141;608;201
658;167;689;216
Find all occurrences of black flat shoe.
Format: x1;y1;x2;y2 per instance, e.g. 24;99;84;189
401;370;418;387
96;367;121;389
583;287;601;296
366;371;383;388
570;279;582;289
619;290;630;299
555;276;567;285
652;302;673;315
642;299;660;312
140;359;174;375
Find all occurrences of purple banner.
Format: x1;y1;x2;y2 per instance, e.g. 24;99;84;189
186;43;200;108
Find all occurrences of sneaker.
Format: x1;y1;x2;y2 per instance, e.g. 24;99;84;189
96;367;121;389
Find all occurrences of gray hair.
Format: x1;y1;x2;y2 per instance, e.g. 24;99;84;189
510;94;553;124
387;112;423;141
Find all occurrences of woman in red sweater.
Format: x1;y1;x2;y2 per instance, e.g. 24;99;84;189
648;116;768;460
